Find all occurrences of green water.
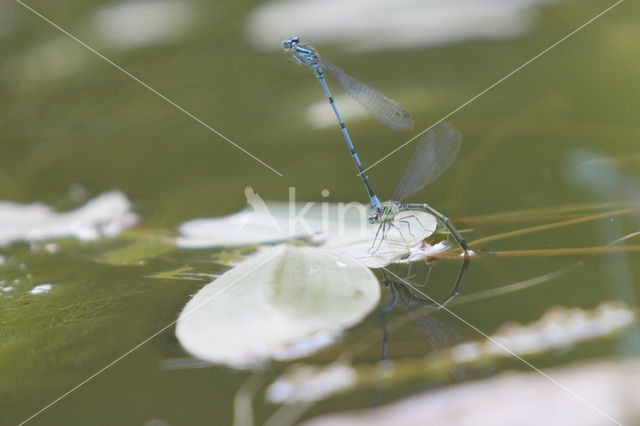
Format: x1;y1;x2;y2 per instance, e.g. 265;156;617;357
2;0;640;425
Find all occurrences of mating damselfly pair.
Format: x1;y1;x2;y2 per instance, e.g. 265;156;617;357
282;36;470;257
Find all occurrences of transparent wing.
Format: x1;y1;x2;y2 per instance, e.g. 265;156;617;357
319;57;414;131
392;122;462;202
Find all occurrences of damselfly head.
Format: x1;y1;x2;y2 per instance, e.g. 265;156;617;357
367;214;378;225
281;36;300;50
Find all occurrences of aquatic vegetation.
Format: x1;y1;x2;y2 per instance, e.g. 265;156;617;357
262;301;636;425
176;245;381;369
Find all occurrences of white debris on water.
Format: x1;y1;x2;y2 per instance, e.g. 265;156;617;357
450;301;635;363
0;191;138;246
266;362;358;403
29;283;53;295
89;0;196;50
246;0;570;53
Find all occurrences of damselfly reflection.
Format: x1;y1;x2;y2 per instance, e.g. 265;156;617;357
383;255;470;312
375;258;470;403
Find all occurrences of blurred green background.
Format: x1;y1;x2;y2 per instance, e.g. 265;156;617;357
1;0;639;424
